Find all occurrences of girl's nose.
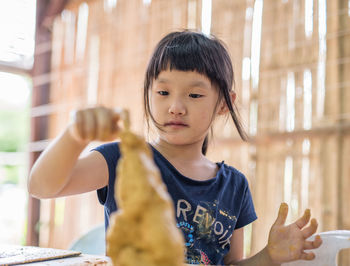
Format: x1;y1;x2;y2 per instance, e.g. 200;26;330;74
168;100;186;116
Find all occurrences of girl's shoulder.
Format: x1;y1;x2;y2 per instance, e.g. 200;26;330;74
92;141;121;166
217;161;249;186
93;141;120;155
94;141;120;150
219;162;245;177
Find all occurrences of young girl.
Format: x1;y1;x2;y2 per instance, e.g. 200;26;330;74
28;30;322;265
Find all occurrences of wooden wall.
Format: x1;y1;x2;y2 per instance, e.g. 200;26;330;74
33;0;350;263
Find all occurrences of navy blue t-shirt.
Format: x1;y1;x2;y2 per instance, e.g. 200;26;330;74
94;142;257;265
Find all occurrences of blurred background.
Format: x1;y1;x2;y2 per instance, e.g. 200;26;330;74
0;0;349;264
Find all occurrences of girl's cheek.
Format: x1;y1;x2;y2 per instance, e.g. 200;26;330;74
150;99;164;118
202;108;216;124
199;111;210;123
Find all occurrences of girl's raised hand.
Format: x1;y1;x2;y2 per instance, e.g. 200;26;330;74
69;106;122;143
267;203;322;264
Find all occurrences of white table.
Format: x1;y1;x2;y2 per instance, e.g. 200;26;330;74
0;245;111;266
23;254;111;265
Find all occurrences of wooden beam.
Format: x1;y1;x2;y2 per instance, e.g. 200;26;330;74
26;0;54;247
41;0;69;29
214;122;350;146
0;60;31;75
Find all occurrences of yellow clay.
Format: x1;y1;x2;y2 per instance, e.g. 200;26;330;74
106;110;185;266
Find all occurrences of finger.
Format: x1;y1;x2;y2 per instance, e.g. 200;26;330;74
303;240;314;250
112;108;124;124
111;109;121;134
113;108;130;129
295;209;311;229
73;110;85;140
302;218;318;239
95;107;112;140
312;235;322;248
82;109;96;140
300;251;315;261
111;122;120;139
303;235;322;250
274;203;289;226
112;112;121;123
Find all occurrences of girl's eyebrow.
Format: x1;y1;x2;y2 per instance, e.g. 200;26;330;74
189;81;210;89
156;78;169;84
156;79;209;89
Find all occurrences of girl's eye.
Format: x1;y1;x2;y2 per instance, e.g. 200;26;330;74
157;91;169;96
189;93;203;98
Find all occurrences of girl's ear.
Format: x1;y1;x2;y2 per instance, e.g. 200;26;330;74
218;91;236;115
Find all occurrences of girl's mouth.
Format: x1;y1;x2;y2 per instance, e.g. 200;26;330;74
164;121;189;127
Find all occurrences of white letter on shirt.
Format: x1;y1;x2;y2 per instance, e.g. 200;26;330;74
214;221;224;235
177;199;191;221
219;233;232;249
193;205;208;224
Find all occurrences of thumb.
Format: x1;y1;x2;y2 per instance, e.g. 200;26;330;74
273;203;289;226
112;108;130;130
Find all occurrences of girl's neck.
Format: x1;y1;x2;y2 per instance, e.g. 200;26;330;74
151;138;205;164
151;138;219;181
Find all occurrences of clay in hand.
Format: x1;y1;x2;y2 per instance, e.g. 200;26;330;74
69;106;122;143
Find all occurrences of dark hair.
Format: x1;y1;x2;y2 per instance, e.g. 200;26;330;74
143;30;247;155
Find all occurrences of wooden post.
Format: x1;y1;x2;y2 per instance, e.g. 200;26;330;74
337;0;350;264
26;0;52;246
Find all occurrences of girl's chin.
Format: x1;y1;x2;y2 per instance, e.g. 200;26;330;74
163;139;189;146
159;136;202;146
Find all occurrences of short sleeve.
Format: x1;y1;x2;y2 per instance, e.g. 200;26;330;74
235;182;257;229
92;142;121;205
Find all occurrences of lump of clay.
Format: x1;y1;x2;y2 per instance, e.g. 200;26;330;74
106;111;184;266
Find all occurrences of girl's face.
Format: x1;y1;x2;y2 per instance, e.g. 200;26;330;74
150;69;220;147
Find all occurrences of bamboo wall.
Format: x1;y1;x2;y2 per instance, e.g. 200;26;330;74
33;0;350;263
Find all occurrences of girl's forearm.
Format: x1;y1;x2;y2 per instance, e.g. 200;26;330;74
27;126;87;198
227;247;280;266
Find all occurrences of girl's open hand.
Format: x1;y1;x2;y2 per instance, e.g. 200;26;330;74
267;203;322;264
69;106;122;143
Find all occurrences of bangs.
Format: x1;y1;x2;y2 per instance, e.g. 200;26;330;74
152;37;211;78
145;31;232;90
